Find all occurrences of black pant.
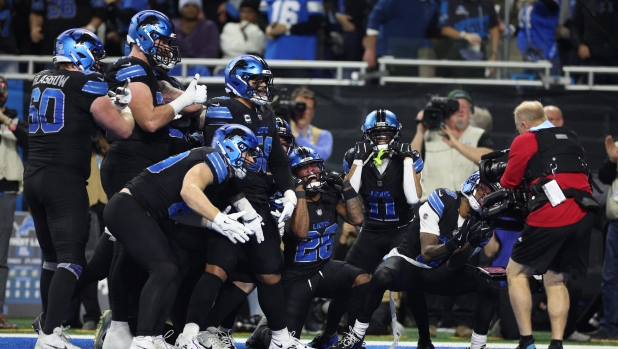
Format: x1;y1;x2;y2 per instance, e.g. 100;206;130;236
104;193;187;336
282;260;363;337
359;256;499;336
345;223;409;274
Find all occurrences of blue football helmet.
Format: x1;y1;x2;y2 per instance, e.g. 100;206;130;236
276;117;295;154
289;146;326;194
212;124;261;179
53;29;107;74
362;109;402;151
128;10;180;69
461;171;502;214
224;55;274;105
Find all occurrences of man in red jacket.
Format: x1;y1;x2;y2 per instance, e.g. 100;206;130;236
500;101;596;349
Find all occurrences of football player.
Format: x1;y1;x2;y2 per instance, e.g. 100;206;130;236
24;29;134;349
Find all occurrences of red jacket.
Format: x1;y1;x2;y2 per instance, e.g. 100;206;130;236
500;131;591;227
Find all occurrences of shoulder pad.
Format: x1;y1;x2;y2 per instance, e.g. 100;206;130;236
426;188;457;218
343;148;354;174
112;58;148;81
81;74;108;96
205;103;233;120
204;149;230;185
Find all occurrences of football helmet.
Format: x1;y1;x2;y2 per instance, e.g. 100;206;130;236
289;146;326;194
461;171;502;214
224;55;274;105
212;124;261;179
276;117;295;154
128;10;180;69
361;109;402;151
53;29;107;74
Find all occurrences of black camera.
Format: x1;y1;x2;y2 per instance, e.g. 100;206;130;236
479;149;509;185
270;86;306;122
422;96;459;130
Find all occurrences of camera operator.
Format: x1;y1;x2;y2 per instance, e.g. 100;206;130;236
290;87;333;161
498;101;597;349
412;89;494;201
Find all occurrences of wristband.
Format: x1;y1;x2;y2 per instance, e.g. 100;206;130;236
295;190;306;199
342;187;358;201
444;239;458;253
460;31;467;39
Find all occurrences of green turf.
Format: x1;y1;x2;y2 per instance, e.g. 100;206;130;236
4;317;617;346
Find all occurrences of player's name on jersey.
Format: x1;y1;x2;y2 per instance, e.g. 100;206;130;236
32;73;71;88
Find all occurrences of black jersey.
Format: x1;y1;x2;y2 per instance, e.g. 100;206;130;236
202;97;294;203
25;69;107;179
397;188;466;268
103;56;169;173
126;147;239;221
343;149;414;229
282;190;340;285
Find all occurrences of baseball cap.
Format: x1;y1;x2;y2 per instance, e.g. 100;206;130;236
448;89;472;104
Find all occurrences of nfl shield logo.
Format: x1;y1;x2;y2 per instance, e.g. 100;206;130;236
377;181;382;187
257;113;263;121
317;209;323;216
423;213;428;220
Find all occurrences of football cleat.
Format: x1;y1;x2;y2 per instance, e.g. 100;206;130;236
246;317;269;349
417;339;435;349
208;327;236;349
35;326;82;349
309;333;338;349
32;312;45;335
131;336;155;349
329;328;364;349
94;310;113;349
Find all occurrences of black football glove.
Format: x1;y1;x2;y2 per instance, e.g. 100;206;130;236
294;176;308;190
390;143;421;161
469;221;495;247
324;171;344;189
353;141;373;161
452;215;480;247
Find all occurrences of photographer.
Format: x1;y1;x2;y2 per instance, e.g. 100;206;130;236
412;89;494;201
499;101;596;349
290;87;333;161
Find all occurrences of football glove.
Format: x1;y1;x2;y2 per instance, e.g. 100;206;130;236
169;74;208;114
270;210;286;237
277;190;297;223
108;79;132;111
469;221;495;247
212;211;251;244
452;215;480;247
353;141;373;161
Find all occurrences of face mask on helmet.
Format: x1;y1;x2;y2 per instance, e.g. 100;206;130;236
461;171;501;214
289;147;326;195
129;11;181;70
362;109;401;152
225;55;274;105
367;127;397;151
276;117;295;154
212;124;261;179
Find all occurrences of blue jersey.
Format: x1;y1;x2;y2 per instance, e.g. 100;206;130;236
517;0;560;60
439;0;498;39
260;0;324;60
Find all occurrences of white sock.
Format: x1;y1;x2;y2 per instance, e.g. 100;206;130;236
219;326;232;334
109;321;129;331
470;331;487;349
183;323;200;336
352;320;368;338
271;328;290;343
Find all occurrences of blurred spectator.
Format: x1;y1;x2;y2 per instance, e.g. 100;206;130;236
544;105;564;126
173;0;220;59
104;0;149;57
594;135;618;340
29;0;107;56
0;0;19;73
470;106;493;132
289;87;333;161
0;76;26;329
330;0;373;62
556;0;574;70
437;0;500;78
220;0;265;60
362;0;439;75
411;89;494;200
260;0;324;60
572;0;618;84
516;0;561;70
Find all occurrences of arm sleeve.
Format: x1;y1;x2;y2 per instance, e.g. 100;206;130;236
366;0;391;31
403;158;419;205
598;159;617;185
269;125;295;194
290;14;323;35
477;131;495;149
13;119;29;150
500;134;536;189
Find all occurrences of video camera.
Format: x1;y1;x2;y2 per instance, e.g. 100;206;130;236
270;86;306;122
422;95;460;130
477;149;527;222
